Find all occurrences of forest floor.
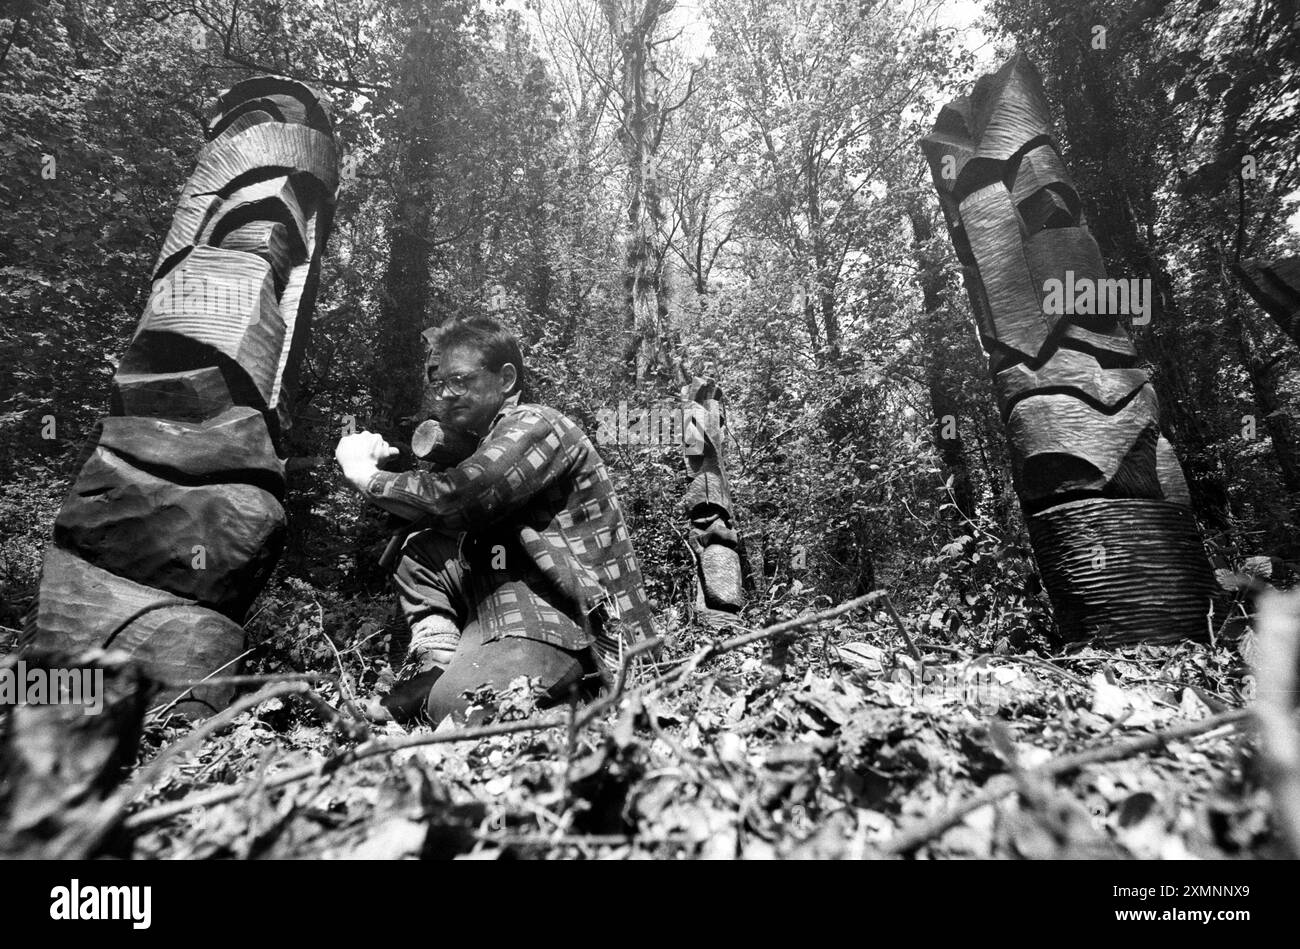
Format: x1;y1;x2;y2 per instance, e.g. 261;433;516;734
78;577;1276;861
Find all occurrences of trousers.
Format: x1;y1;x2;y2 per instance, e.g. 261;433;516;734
385;530;600;722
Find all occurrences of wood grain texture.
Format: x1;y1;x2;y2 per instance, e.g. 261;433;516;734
208;77;334;133
217;220;295;291
200;174;309;259
967;51;1053;164
994;347;1149;419
29;76;338;715
152;193;220;280
681;377;743;613
267;251;323;418
54;446;285;615
95;407;284;493
960;183;1050;359
1027;499;1219;645
128;246;284;406
188;123;339;198
1009;144;1076;212
921;52;1212;645
111;367;235;422
1024;226;1108;326
411;419;479;467
207;99;286;139
1006;388;1161;503
1057;322;1140;361
1155;435;1193;507
27;546;245;712
699;545;744;610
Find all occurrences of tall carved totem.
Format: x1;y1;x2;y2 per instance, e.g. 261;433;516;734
23;77;340;711
920;53;1217;645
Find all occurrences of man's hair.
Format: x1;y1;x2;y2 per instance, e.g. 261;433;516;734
431;316;525;395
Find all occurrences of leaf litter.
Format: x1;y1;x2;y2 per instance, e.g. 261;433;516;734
13;589;1279;860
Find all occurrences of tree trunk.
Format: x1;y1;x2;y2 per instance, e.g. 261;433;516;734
24;77;339;714
908;202;975;519
372;9;455;438
1065;36;1229;528
920;53;1218;646
603;0;673;383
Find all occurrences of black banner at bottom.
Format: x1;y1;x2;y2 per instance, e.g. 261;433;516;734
0;858;1281;936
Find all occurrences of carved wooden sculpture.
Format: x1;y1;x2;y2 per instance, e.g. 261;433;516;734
1235;257;1300;346
22;77;339;712
682;377;744;616
920;53;1216;645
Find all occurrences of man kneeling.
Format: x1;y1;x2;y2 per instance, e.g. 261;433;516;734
335;316;657;723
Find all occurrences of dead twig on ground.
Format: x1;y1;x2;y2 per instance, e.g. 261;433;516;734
880;706;1253;857
655;591;891;691
61;680;319;857
124;636;665;831
147;647;257;718
160;672;340;689
879;593;922;662
123;594;886;832
915;644;1092;690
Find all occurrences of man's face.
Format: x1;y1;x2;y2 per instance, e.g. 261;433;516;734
427;344;514;436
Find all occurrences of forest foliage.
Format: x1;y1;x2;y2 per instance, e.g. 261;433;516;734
1;0;1298;652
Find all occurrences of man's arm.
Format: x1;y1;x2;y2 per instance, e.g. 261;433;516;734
336;409;578;530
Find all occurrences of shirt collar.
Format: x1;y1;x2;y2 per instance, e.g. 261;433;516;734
487;393;522;433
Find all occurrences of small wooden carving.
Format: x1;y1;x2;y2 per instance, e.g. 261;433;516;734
682;377;744;615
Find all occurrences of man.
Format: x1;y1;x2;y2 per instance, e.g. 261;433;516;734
335;316;657;723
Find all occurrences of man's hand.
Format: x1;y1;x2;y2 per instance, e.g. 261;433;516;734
335;431;399;493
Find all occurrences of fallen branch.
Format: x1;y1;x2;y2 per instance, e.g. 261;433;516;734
123;593;890;833
655;591;890;690
879;593;922;662
147;647;257;718
124;636;665;831
124;711;574;830
880;706;1253;856
914;643;1092;690
160;672;339;690
61;680;317;857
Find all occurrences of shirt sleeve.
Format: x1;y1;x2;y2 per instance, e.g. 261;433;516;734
363;408;578;531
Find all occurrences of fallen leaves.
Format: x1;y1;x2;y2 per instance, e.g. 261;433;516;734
5;593;1274;860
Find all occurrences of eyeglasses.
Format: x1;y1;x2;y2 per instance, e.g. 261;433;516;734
427;366;489;397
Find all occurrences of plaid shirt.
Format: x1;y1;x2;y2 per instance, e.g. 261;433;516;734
365;398;657;665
